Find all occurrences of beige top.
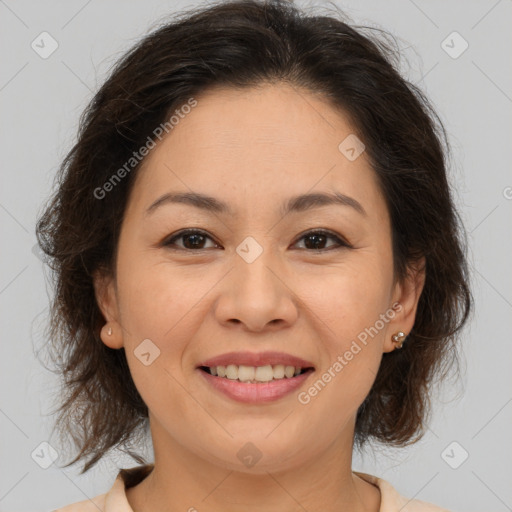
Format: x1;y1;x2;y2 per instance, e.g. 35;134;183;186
53;464;450;511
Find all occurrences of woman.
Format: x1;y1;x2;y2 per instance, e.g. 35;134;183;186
37;0;471;510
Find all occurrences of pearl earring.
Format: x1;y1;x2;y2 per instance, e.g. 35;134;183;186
392;331;406;349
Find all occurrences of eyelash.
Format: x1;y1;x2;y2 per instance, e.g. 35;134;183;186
162;228;352;252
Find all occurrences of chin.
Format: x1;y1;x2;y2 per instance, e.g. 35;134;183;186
195;430;314;475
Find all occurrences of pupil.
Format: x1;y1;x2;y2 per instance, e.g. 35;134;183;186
185;234;204;249
305;234;326;250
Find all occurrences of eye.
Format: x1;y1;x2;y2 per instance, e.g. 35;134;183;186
292;229;351;251
163;229;219;250
163;228;351;252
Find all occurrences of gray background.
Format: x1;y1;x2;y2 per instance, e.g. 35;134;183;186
1;0;511;511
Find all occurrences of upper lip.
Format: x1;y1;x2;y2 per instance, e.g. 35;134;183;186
198;351;315;369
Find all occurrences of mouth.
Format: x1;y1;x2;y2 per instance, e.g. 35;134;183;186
196;352;316;403
198;364;314;384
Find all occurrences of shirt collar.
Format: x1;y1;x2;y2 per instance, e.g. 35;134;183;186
102;464;443;512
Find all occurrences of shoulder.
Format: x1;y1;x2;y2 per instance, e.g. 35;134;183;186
354;471;452;512
52;492;107;511
52;464;153;512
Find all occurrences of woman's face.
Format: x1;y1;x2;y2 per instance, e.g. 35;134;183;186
95;83;423;473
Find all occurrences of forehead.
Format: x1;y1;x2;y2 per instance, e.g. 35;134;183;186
127;83;387;222
168;83;355;158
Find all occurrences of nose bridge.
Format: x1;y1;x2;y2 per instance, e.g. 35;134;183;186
234;233;283;299
214;233;297;330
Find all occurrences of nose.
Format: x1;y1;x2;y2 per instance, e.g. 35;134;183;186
213;243;299;333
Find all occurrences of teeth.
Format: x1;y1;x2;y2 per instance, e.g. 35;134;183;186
238;365;255;382
255;365;274;382
226;364;238;380
273;364;285;379
207;364;304;382
284;365;295;378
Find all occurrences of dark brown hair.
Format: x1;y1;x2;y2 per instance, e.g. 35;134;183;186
36;0;472;474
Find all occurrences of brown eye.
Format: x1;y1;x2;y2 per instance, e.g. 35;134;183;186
294;230;351;251
163;229;218;250
163;228;351;252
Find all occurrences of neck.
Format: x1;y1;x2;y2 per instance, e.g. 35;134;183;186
126;417;381;512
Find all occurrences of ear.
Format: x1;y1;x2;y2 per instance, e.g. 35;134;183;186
93;268;124;349
383;257;426;353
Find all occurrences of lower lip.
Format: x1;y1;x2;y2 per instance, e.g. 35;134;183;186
198;368;314;403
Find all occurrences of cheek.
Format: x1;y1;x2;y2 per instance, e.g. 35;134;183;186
296;256;393;402
116;254;204;339
300;254;394;339
115;259;205;430
112;255;194;397
295;287;388;430
114;256;220;400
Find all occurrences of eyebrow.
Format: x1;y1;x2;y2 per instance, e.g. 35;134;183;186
145;190;366;217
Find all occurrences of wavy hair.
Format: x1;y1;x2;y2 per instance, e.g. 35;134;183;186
36;0;472;473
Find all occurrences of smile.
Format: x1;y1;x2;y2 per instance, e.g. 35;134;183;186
199;364;310;383
197;365;315;403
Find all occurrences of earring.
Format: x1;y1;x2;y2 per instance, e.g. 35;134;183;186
107;326;113;336
392;331;406;349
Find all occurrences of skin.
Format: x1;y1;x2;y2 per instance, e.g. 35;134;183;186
94;83;425;512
